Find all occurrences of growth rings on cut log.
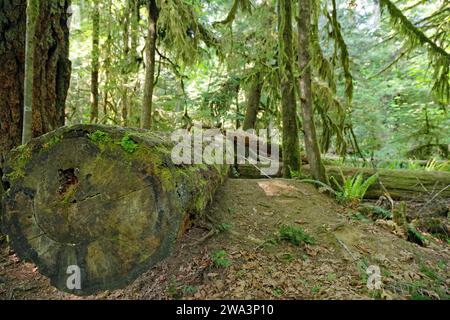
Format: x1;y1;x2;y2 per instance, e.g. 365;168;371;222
0;125;228;295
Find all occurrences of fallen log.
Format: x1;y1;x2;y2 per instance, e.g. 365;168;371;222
1;125;228;295
236;164;450;200
305;166;450;200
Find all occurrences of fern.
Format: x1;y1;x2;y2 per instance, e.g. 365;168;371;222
330;171;378;205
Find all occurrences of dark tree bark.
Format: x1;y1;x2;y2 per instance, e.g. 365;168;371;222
0;0;71;162
278;0;301;178
90;0;100;124
141;0;159;129
297;0;327;183
242;74;263;131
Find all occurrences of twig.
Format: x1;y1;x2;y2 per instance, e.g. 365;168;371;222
335;236;358;262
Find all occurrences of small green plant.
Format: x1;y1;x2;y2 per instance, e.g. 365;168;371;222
330;171;378;205
437;260;446;270
44;135;61;149
217;223;232;232
424;158;438;171
182;285;197;296
273;287;284;297
120;134;138;153
419;263;443;284
211;250;232;268
311;285;322;295
406;160;421;170
407;224;428;246
289;169;303;179
166;277;180;298
279;224;315;246
88;130;111;143
359;204;393;220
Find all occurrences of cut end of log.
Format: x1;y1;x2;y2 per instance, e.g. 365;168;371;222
1;125;227;295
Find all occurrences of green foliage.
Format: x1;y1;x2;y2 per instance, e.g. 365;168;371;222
279;225;315;246
211;250;232;268
182;285;197;296
407;224;428;246
65;0;449;162
217;223;232;233
272;287;284;297
359;204;393;220
119;134;138;153
424;158;450;172
330;172;378;205
379;0;450;104
88;130;111;143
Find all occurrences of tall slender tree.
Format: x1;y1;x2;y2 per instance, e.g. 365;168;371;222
141;0;159;129
297;0;327;183
278;0;301;178
90;0;100;124
22;0;39;144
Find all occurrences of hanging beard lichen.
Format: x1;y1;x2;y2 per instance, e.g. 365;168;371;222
379;0;450;105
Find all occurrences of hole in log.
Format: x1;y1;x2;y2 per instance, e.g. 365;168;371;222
0;167;11;191
58;168;79;195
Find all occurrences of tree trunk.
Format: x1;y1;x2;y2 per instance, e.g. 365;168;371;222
1;124;229;295
0;0;71;161
279;0;301;178
121;1;131;126
141;0;159;129
242;74;263;131
297;0;327;183
90;0;100;124
22;0;39;144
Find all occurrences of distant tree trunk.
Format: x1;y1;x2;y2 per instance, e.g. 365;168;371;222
297;0;327;183
278;0;301;178
0;0;71;161
102;0;113;122
128;0;141;126
243;74;263;131
130;0;140;53
22;0;39;144
90;0;100;124
121;2;131;126
141;0;159;129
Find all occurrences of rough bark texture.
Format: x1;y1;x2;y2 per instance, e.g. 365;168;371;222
1;125;228;295
278;0;301;178
297;0;327;183
0;0;71;162
242;74;263;131
141;0;159;129
90;0;100;123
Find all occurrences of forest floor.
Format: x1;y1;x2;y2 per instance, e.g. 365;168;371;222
0;179;449;300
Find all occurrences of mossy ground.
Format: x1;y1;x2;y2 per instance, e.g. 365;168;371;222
1;179;448;300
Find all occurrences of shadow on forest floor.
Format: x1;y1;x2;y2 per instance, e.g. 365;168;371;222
1;179;449;300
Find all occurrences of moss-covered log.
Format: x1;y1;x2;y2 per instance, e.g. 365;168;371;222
306;166;450;200
236;164;450;200
1;125;228;295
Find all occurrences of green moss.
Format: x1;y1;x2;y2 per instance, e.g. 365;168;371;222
43;135;62;150
6;145;33;182
88;130;112;144
119;134;138;154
